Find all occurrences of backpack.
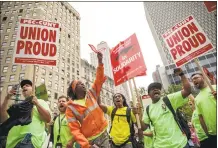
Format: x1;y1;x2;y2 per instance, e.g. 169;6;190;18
146;96;191;140
110;107;143;148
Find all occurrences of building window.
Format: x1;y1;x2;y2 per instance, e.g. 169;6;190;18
7;85;12;92
61;86;64;92
19;73;25;80
7;28;11;32
41;78;45;84
56;75;59;81
0;86;3;92
61;78;64;84
77;70;79;75
5;57;11;63
48;81;52;87
2;42;7;47
10;41;15;46
13;34;17;38
7;49;13;55
12;65;17;72
55;83;58;90
21;65;26;71
8;22;12;26
1;76;6;82
19;9;23;13
10;75;15;81
2;17;7;21
4;35;9;40
3;66;8;73
0;50;4;56
42;68;46;75
54;92;58;99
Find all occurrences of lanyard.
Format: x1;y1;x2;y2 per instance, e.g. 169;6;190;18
57;114;65;142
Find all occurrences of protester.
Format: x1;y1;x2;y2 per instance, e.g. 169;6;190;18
0;79;51;148
143;124;154;148
191;73;216;147
188;95;206;148
98;93;137;148
53;96;75;148
66;52;109;148
136;68;192;148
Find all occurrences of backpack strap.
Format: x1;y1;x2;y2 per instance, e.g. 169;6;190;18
146;105;152;127
162;96;184;134
109;107;117;134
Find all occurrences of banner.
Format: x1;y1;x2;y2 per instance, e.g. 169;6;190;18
110;33;147;86
13;18;59;66
35;84;48;101
162;15;214;67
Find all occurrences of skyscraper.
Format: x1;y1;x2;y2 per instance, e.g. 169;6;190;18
0;2;81;112
144;2;217;86
90;41;130;103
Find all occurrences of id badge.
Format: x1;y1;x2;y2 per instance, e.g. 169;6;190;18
55;143;62;148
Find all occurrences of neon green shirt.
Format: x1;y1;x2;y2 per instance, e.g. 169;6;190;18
6;99;51;148
53;113;74;148
195;85;216;135
107;106;136;145
143;125;154;148
191;110;208;141
143;91;188;148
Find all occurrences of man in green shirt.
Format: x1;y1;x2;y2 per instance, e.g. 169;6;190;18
1;79;51;148
143;124;154;148
53;95;75;148
191;73;216;147
138;68;192;148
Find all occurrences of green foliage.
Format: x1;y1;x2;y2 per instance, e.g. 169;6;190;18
178;103;193;122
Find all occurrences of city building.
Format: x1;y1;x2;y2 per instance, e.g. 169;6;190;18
90;41;131;103
0;2;81;112
144;2;217;87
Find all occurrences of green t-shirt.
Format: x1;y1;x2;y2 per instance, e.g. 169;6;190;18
53;113;74;148
107;106;136;145
195;85;216;135
6;99;51;148
143;124;154;148
191;110;208;141
143;91;188;148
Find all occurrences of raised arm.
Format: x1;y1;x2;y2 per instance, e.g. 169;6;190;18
92;52;107;97
174;68;191;98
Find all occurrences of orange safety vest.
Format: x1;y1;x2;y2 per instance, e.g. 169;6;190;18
66;64;108;148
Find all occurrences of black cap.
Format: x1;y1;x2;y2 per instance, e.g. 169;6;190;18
147;82;162;93
20;79;32;88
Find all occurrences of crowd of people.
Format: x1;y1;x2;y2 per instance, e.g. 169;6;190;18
0;52;216;148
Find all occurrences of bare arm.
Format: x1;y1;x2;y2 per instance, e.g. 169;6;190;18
32;97;51;123
143;131;153;137
180;75;192;98
97;96;108;113
199;114;209;135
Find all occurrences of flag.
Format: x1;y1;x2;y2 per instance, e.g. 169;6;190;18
88;44;98;53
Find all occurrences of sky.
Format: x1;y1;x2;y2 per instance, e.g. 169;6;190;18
70;2;163;89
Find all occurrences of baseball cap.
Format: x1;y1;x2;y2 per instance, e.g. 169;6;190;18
147;82;162;93
20;79;32;88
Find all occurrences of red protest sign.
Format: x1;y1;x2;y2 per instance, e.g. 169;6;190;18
162;16;214;67
13;18;59;66
110;33;147;86
88;44;98;53
204;1;217;13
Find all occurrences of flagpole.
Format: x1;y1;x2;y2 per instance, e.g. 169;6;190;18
194;58;214;92
32;65;36;95
132;78;144;112
128;79;141;129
